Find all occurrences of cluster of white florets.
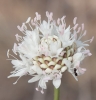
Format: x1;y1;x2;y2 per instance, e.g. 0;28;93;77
7;12;93;94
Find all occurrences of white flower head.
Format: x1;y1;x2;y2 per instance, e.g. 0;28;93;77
7;12;93;93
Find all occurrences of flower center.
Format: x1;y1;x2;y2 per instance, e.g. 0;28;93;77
38;35;61;56
33;38;76;74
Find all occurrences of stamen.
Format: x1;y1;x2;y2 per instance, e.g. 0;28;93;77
61;16;66;24
22;23;27;31
15;34;23;42
73;24;78;30
62;16;66;20
34;17;37;22
17;26;26;34
12;43;17;55
83;37;94;43
36;87;39;91
11;54;18;59
77;27;81;33
31;19;36;26
88;53;92;56
57;18;60;25
26;17;31;23
6;59;17;60
13;76;21;85
7;49;18;60
73;17;77;25
36;83;41;91
35;12;41;21
78;30;86;40
90;36;94;43
28;23;33;30
46;11;49;18
49;12;53;21
41;89;44;94
7;49;10;58
35;20;41;26
17;25;23;31
81;49;92;56
82;50;90;54
82;23;84;31
32;16;41;28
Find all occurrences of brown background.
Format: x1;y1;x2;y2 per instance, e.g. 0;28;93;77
0;0;96;100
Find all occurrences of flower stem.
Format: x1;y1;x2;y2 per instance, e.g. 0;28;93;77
54;87;60;100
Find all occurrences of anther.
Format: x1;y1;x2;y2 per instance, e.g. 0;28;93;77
36;88;39;91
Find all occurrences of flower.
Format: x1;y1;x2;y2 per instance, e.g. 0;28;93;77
7;11;93;93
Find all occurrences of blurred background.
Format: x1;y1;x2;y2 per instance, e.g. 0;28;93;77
0;0;96;100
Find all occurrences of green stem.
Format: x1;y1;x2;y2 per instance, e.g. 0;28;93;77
54;87;60;100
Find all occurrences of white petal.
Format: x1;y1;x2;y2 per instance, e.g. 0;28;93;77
32;65;42;74
73;53;82;62
28;75;41;83
64;25;71;40
53;79;61;89
67;68;78;81
76;67;86;75
49;43;57;55
39;78;47;89
28;68;36;75
56;48;64;56
62;58;71;68
72;74;78;81
19;54;27;62
11;60;23;66
8;68;27;78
